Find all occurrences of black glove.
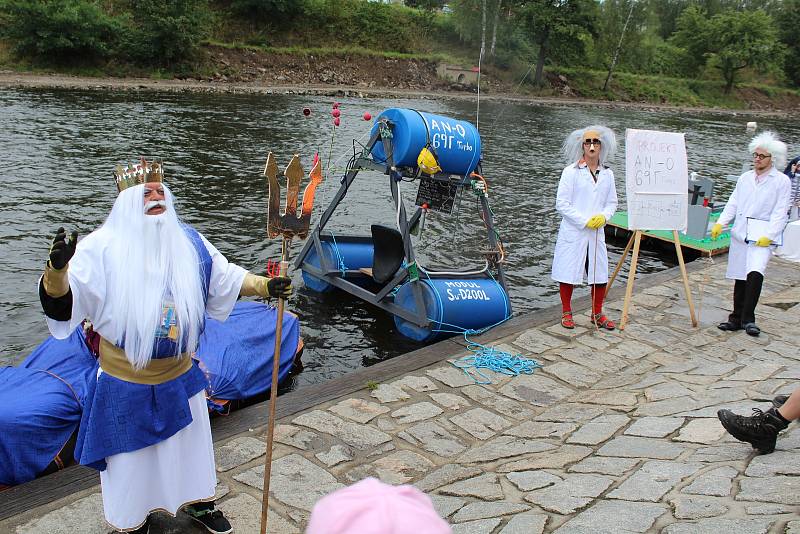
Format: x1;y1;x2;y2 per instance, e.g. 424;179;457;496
48;227;78;270
267;276;293;299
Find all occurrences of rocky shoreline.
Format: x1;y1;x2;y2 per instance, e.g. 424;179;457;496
0;70;793;119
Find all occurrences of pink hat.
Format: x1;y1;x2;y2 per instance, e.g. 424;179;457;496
306;477;452;534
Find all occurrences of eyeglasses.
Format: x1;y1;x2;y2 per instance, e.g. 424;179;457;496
583;139;602;146
753;153;772;160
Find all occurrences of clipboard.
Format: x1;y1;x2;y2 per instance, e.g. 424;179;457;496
746;217;783;246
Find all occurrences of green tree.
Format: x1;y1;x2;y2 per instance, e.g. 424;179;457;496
229;0;307;21
449;0;530;66
405;0;446;9
651;0;691;40
670;5;710;75
0;0;121;61
774;0;800;86
673;7;783;93
120;0;212;66
518;0;597;86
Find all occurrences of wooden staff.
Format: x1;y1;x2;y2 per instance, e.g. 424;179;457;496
259;237;289;534
260;153;322;534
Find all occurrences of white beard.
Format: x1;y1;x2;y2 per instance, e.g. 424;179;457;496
101;184;205;369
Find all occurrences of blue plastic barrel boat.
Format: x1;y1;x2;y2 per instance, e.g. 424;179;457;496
302;240;374;292
370;108;482;176
393;278;510;342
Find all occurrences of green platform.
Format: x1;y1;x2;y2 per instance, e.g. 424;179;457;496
607;212;730;256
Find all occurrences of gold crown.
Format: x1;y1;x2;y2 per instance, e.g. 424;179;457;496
113;158;164;192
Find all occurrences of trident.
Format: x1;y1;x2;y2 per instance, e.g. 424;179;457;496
260;153;322;534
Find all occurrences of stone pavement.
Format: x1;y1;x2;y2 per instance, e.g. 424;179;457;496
3;256;800;534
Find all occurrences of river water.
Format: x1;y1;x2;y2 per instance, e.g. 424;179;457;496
0;88;792;388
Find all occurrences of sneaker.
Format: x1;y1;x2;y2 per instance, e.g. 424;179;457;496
717;407;788;454
185;505;233;534
743;322;761;336
772;395;789;409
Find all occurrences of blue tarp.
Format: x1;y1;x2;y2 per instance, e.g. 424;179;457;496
198;301;300;402
19;327;99;404
0;301;300;487
0;329;96;486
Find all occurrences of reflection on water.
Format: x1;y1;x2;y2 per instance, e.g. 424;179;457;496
0;88;792;387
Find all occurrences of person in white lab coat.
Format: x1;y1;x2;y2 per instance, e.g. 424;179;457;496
551;125;618;330
711;131;791;336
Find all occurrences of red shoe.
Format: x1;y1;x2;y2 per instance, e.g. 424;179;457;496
561;311;575;329
591;313;615;330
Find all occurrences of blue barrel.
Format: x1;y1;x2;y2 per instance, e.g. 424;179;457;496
302;241;374;292
370;108;481;176
393;278;510;342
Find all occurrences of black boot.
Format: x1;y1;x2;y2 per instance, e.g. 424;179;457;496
717;407;789;454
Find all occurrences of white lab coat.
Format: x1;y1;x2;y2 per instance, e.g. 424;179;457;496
717;166;790;280
551;162;618;285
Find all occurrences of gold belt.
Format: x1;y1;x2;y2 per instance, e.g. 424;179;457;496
99;337;192;385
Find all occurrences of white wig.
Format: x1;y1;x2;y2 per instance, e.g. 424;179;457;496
749;131;787;171
99;183;205;369
562;125;618;166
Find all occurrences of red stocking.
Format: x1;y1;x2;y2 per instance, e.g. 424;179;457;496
559;283;574;313
592;284;606;315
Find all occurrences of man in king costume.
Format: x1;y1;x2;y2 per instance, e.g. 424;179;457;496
712;131;791;336
38;160;292;534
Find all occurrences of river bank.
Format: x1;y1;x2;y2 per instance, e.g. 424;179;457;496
0;69;795;119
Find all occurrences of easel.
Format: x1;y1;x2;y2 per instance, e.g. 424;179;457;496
608;229;697;330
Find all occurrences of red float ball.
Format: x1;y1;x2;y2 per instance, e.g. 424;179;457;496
333;102;340;109
331;109;341;118
363;112;372;121
302;107;311;116
333;117;340;127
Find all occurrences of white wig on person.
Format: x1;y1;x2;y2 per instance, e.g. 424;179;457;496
748;131;787;171
99;183;205;369
562;125;618;166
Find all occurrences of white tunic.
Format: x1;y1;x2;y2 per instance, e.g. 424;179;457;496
100;390;216;531
552;162;618;285
42;228;248;531
717;167;790;280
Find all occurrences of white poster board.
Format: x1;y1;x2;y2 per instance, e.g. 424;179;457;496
625;129;688;231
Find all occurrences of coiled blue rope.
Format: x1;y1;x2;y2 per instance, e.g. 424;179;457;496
452;346;542;385
411;269;541;384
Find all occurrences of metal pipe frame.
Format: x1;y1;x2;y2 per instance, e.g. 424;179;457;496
293;118;509;329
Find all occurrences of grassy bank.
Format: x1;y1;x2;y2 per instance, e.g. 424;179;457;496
538;66;800;110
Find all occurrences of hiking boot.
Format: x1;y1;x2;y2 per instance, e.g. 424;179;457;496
185;504;233;534
717;407;788;454
772;395;789;409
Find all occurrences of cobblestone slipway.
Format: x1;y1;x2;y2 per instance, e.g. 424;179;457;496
3;257;799;533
